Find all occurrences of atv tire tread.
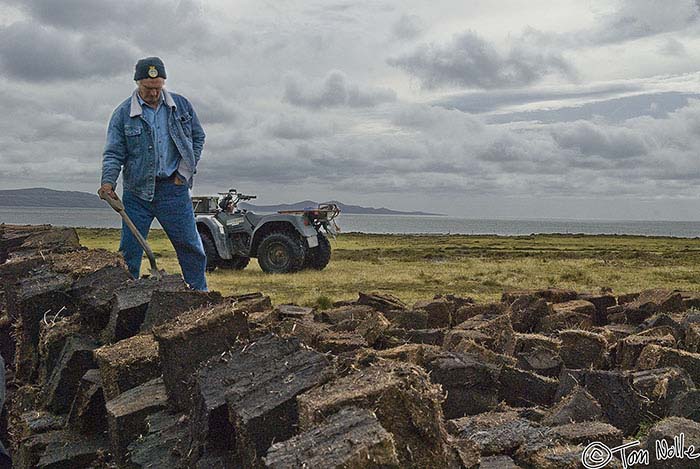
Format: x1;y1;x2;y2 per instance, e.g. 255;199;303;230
199;229;220;272
221;256;250;271
257;231;306;274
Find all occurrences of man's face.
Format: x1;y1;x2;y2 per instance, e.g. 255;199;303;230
137;77;165;106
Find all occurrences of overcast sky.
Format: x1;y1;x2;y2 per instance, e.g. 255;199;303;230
2;0;700;220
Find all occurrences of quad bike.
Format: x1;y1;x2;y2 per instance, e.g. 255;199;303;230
192;189;340;273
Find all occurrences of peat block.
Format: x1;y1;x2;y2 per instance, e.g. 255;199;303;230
383;309;430;330
668;389;700;422
263;407;400;469
515;345;562;378
43;335;98;414
453;314;515;355
357;292;407;312
453;303;506;328
315;305;375;324
557;369;643;435
276;318;330;346
50;248;126;276
425;351;501;417
95;333;161;401
502;288;578;305
223;336;334;466
514;333;561;353
551;421;623;447
447;410;554;456
559;329;608;369
5;228;81;265
272;304;314;321
480;455;522;468
630;367;695;419
191;334;332;464
315;330;367;354
67;265;132;331
645;417;700;469
550;299;595;317
542;386;603;426
102;274;187;343
539;310;593;333
523;443;623;469
355;312;390;346
37;314;82;386
105;377;168;465
641;313;685;341
127;410;188;469
16;429;106;469
10;268;74;382
153;300;249;410
36;432;108;468
636;344;700;385
297;360;452;468
508;295;551;333
382;327;446;347
16;411;64;440
579;293;616;325
6;384;41;448
616;330;676;370
600;323;637;342
373;343;443;367
685;322;700;353
413;298;452;328
449;339;516;367
623;289;684;324
67;369;106;434
498;365;558;408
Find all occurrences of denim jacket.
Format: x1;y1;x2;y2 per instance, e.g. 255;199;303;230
101;89;205;201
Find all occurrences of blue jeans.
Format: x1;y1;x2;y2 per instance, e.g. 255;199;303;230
119;180;207;291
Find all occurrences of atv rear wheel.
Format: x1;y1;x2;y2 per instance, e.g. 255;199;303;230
257;232;306;273
220;256;250;270
199;230;220;272
303;233;331;270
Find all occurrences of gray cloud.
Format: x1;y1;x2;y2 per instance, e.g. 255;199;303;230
2;1;700;220
266;113;335;140
391;14;425;40
387;31;575;90
588;0;699;45
0;22;135;81
284;70;396;108
658;37;688;56
435;83;642;114
486;92;700;124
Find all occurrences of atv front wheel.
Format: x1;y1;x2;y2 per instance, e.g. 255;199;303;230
220;256;250;270
303;233;331;270
257;232;306;273
199;230;220;272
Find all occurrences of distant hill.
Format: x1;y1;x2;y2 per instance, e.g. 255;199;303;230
0;188;104;208
239;200;443;216
0;188;444;216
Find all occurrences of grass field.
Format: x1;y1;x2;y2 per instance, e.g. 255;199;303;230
77;228;700;308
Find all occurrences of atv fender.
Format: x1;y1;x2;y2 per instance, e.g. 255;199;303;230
251;215;319;250
195;215;233;259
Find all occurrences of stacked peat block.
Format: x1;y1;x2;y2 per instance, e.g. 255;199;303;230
4;227;700;468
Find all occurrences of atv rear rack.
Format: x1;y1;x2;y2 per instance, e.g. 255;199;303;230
277;203;341;220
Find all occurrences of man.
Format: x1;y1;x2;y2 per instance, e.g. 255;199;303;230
99;57;207;290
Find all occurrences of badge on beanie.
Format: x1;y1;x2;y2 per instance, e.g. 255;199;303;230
148;66;158;78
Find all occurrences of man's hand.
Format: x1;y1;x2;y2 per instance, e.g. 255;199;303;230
98;183;117;200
